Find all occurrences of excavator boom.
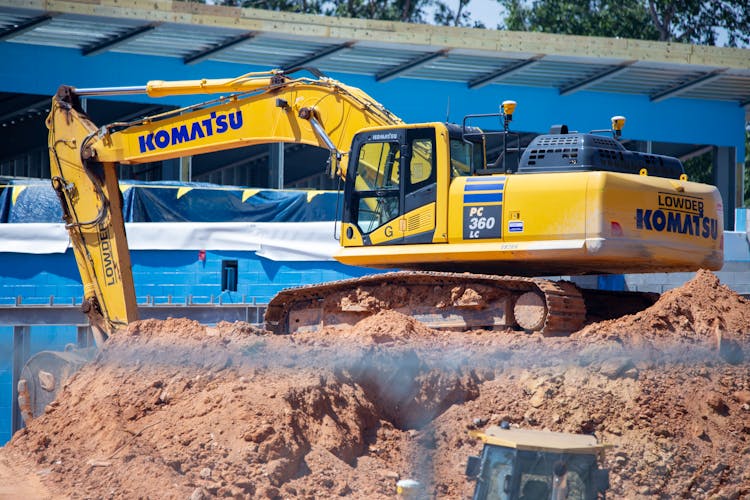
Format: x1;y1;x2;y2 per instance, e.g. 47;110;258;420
46;69;401;340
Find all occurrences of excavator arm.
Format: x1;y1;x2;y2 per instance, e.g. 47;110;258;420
46;69;402;342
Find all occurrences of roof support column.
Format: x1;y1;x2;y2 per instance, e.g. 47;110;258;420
12;325;30;434
180;156;192;182
713;146;737;230
269;143;284;189
77;326;94;349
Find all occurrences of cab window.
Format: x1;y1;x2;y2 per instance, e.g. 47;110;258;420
410;137;433;186
354;141;400;234
450;138;483;176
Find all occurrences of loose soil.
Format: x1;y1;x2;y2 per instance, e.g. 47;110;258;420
2;270;750;499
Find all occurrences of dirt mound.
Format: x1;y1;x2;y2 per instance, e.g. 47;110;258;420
3;318;488;498
307;309;439;346
2;272;750;498
575;270;750;348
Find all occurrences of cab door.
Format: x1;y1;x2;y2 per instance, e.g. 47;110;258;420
343;127;437;246
403;128;438;244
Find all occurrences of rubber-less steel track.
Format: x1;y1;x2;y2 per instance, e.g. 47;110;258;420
265;271;590;336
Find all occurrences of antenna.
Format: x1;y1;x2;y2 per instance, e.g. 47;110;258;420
446;96;450;122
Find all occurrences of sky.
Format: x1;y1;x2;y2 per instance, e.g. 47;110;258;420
464;0;503;28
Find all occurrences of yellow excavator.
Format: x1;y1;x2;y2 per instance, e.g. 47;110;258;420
19;67;723;420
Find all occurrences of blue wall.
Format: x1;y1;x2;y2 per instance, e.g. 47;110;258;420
131;249;373;304
0;249;373;306
0;42;744;162
0;329;11;445
0;252;82;306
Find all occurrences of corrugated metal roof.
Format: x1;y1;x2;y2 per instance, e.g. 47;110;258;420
1;4;748;106
211;35;332;67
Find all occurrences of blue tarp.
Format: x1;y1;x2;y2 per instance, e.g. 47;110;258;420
0;179;341;223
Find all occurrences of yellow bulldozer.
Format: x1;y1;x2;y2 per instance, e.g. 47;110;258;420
17;67;723;420
465;425;611;499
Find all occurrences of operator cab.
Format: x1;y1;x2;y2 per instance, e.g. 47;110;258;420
341;122;485;248
465;426;611;500
342;125;439;246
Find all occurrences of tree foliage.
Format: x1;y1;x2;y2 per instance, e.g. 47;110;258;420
683;152;712;185
500;0;658;39
219;0;430;22
433;0;484;28
647;0;750;47
498;0;750;47
325;0;430;22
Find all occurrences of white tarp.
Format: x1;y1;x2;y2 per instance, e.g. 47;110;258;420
0;223;70;254
0;222;341;261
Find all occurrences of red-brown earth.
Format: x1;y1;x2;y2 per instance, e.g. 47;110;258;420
1;269;749;499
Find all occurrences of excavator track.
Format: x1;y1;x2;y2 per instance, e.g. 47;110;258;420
265;271;600;336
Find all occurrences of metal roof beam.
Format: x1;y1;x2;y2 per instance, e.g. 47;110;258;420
679;145;713;162
110;105;172;123
282;41;355;72
650;69;727;102
0;14;55;41
559;60;636;96
82;23;158;56
375;49;450;83
468;55;543;89
184;32;256;65
0;97;50;124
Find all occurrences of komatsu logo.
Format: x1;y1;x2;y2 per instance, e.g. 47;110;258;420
636;192;718;240
369;133;398;141
636;209;718;240
137;110;243;153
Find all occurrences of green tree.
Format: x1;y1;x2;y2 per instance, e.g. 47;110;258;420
498;0;750;48
219;0;431;21
324;0;430;22
213;0;324;14
647;0;750;47
682;152;712;185
499;0;659;39
433;0;485;28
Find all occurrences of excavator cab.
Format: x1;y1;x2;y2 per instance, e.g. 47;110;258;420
342;125;440;247
466;426;610;500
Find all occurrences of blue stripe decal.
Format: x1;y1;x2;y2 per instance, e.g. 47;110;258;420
464;192;504;203
464;183;504;191
466;176;506;183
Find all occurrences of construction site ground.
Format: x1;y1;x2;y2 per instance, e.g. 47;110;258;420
1;269;749;499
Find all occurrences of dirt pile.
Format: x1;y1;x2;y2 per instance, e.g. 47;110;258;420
1;271;749;499
575;269;750;348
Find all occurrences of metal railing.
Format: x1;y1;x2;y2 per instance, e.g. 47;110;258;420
0;295;267;327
